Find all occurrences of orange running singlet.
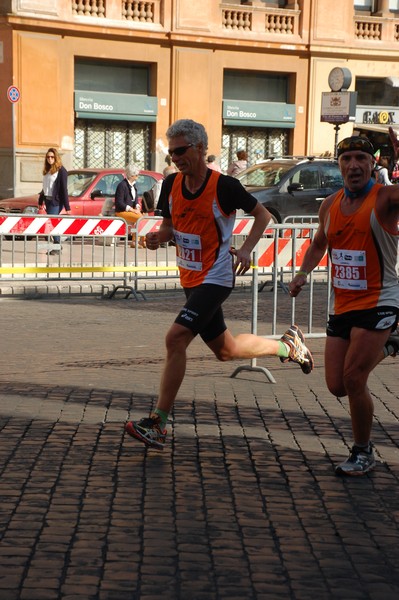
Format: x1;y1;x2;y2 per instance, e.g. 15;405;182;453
169;171;236;288
325;184;399;315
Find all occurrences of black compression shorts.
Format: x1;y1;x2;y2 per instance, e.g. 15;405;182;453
327;306;399;339
175;284;233;342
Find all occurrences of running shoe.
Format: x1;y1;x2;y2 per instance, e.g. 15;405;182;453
279;324;314;374
335;444;376;476
385;328;399;357
125;414;167;450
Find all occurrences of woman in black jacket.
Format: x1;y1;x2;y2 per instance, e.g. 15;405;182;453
38;148;70;254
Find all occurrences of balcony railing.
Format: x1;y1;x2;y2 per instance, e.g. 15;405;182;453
221;4;299;36
72;0;106;17
354;14;399;43
121;1;156;21
71;0;160;23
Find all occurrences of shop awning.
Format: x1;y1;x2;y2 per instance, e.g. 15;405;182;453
353;123;392;134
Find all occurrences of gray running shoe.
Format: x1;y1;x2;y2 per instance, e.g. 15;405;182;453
279;324;314;375
125;414;167;450
385;328;399;357
335;444;376;476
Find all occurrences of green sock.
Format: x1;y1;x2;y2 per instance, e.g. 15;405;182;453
277;341;290;358
154;408;169;427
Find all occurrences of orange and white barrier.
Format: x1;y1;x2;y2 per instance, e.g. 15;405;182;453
0;215;127;237
258;237;328;269
136;216;162;236
136;216;256;237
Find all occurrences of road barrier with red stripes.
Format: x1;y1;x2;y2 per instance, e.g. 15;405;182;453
2;213;396;383
0;212;329;297
0;215;330;367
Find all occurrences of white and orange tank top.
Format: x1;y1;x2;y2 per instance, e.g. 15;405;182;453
169;171;236;288
324;184;399;315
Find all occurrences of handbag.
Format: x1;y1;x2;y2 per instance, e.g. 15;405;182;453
38;190;46;206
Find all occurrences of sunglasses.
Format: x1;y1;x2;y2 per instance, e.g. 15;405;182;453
168;144;193;157
46;154;55;159
337;137;375;157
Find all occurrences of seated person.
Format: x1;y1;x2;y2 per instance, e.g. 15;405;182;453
114;163;142;225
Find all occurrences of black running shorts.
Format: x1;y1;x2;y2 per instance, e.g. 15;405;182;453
175;284;233;342
327;306;399;339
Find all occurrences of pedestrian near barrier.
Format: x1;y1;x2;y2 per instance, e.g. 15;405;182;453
38;147;71;254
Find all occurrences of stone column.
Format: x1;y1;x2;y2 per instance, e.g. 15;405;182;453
375;0;391;16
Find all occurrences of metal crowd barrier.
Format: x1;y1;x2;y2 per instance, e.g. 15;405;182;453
0;211;329;297
1;213;396;384
0;214;131;293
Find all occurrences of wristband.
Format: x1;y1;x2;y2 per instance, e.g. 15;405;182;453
296;270;308;277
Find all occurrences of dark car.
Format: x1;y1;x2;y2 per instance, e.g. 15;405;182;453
0;168;163;216
236;157;343;223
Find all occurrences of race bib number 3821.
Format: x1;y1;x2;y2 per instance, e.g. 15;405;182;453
331;248;367;290
174;230;202;271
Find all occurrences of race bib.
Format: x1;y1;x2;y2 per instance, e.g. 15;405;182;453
331;248;367;290
174;230;202;271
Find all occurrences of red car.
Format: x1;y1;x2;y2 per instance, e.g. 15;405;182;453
0;168;163;216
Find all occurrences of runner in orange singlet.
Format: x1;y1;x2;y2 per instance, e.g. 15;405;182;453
289;134;399;476
125;119;314;450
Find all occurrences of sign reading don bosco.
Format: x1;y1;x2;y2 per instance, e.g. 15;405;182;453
74;91;157;121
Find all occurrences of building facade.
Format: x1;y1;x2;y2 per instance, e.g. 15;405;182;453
0;0;399;198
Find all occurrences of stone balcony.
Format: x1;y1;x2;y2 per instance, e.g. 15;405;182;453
2;1;399;49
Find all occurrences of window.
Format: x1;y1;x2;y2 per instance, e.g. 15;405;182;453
241;1;287;5
93;174;123;197
354;0;375;11
356;77;399;107
321;165;343;189
224;70;288;103
291;166;320;190
75;59;149;95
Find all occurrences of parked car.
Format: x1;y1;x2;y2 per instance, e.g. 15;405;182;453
236;157;343;224
0;168;163;217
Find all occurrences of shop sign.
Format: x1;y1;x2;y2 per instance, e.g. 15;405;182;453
356;105;399;126
75;90;157;122
320;91;357;124
223;100;295;128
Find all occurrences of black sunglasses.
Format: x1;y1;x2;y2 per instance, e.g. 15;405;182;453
168;144;193;157
337;137;375;157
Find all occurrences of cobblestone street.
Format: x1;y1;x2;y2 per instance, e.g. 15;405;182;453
0;290;398;599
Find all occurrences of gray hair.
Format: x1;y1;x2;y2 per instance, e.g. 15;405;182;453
166;119;208;155
125;163;140;178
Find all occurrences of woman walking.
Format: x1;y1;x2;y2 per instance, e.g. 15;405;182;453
38;148;70;254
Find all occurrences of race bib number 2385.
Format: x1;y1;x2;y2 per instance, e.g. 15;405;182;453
331;248;367;290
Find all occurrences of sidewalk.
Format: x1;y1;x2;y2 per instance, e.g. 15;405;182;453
0;292;398;600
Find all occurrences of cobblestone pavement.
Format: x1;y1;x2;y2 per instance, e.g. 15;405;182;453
0;289;398;600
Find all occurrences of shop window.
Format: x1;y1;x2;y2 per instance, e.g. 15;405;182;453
356;77;399;106
221;127;288;173
74;120;151;169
